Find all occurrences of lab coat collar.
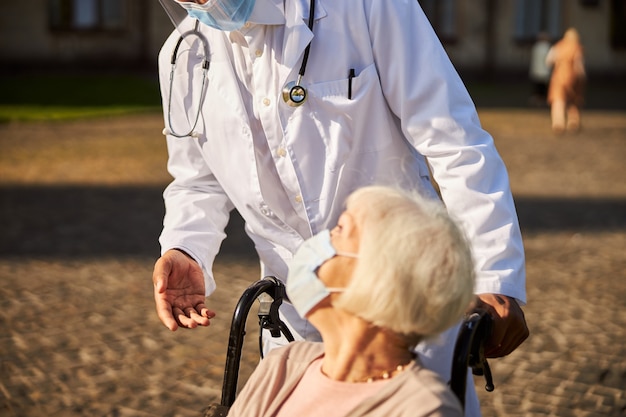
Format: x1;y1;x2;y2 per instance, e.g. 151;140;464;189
282;0;327;70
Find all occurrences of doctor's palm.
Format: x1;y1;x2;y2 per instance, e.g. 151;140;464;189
152;249;215;331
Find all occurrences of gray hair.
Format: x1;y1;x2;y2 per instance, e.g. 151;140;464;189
333;186;475;345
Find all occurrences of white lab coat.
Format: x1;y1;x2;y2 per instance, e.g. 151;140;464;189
158;1;525;414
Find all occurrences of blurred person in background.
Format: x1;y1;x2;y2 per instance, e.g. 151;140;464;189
528;32;552;106
546;28;586;134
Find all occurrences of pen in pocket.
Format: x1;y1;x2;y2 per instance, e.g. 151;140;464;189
348;68;355;100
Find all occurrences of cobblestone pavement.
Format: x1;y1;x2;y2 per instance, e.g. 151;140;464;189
1;107;625;417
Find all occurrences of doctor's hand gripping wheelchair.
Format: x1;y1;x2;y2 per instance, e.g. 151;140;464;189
203;277;495;417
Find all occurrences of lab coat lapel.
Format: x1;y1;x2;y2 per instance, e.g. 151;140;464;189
280;0;326;85
202;29;251;129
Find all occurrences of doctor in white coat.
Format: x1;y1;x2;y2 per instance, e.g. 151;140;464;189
152;0;529;415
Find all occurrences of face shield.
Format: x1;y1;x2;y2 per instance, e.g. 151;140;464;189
158;0;210;53
159;0;189;34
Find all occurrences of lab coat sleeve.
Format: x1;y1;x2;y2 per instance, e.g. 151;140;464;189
366;0;526;303
157;31;234;296
159;137;234;296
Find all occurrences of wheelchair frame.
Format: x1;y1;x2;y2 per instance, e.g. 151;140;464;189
204;276;495;416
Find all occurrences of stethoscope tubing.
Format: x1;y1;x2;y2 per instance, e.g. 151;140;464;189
164;0;316;137
165;20;210;138
283;0;315;107
298;0;315;83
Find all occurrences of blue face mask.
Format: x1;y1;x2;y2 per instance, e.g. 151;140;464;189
175;0;256;31
286;230;358;318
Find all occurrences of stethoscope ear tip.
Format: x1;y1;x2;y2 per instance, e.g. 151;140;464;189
162;128;170;136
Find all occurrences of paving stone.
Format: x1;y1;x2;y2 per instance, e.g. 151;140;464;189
2;110;626;416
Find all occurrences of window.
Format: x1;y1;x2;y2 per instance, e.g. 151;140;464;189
48;0;126;31
514;0;562;43
418;0;458;43
610;0;626;48
580;0;600;7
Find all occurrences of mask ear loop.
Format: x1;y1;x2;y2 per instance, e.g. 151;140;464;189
335;251;359;259
164;20;211;138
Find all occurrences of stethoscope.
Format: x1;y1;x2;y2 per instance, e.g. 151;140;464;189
282;0;315;107
163;20;211;138
163;1;315;138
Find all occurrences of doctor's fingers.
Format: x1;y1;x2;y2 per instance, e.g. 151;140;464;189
484;312;529;357
501;329;529;356
495;312;529;357
155;297;180;331
486;325;529;358
173;305;214;329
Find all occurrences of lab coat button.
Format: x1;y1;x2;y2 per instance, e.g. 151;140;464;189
277;147;287;157
259;205;271;216
255;49;263;57
294;195;303;203
263;98;271;106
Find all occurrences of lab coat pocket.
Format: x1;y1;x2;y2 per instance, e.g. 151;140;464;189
304;63;393;172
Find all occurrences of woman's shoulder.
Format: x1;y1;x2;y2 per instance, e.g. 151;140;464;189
265;341;325;362
396;363;463;414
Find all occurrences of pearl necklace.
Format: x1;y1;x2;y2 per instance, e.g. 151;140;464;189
363;362;411;383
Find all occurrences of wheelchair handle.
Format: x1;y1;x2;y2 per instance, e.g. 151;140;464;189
220;277;293;407
449;309;495;408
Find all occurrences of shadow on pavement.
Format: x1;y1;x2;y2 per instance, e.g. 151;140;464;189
0;185;255;258
515;197;626;232
1;185;625;257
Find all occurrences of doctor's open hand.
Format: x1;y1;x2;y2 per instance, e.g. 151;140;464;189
152;249;216;331
475;293;529;358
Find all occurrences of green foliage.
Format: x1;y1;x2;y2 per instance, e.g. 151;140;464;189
0;74;162;122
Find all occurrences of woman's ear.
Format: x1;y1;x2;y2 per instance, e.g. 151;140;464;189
332;211;360;253
344;214;359;238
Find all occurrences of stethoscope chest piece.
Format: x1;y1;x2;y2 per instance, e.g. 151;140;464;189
282;81;307;107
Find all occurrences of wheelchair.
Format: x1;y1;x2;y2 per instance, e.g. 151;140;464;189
204;276;495;417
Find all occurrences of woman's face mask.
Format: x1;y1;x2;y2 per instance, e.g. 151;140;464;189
175;0;256;31
286;230;358;318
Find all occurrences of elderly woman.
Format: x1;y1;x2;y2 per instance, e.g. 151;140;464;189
227;186;476;417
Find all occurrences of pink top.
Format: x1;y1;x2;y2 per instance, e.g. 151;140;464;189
227;342;463;417
275;357;392;417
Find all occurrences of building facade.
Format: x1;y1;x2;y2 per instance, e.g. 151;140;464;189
0;0;170;71
0;0;624;77
423;0;626;77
